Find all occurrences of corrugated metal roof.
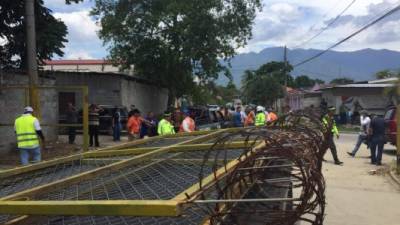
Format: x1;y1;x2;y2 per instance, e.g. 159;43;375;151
320;83;394;89
44;59;113;65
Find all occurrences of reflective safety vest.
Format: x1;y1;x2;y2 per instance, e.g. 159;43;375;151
158;119;176;135
179;117;195;132
322;114;339;135
14;115;39;148
255;112;266;126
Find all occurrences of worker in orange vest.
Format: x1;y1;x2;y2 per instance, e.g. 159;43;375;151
268;108;278;122
179;111;196;132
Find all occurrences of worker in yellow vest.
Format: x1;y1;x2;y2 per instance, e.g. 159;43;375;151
255;106;266;126
158;111;176;135
322;106;343;165
14;106;45;165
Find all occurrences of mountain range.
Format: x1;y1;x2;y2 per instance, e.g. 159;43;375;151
219;47;400;87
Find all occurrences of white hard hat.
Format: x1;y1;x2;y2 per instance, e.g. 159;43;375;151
256;106;263;112
24;106;34;113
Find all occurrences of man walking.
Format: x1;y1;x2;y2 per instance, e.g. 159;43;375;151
347;110;371;157
322;106;343;165
14;106;45;165
66;102;78;144
112;107;122;141
369;114;386;165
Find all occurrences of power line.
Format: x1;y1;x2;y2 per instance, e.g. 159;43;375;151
293;0;357;49
293;3;400;68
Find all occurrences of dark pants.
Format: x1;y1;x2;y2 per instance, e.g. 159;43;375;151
89;125;99;147
370;136;385;164
326;136;340;162
113;123;121;141
68;127;76;144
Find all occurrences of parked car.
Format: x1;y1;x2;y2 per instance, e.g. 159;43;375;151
189;106;228;131
384;106;397;146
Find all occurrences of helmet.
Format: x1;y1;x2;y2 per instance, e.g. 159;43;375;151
256;106;263;112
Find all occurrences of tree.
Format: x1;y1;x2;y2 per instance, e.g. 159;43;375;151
330;77;354;85
242;61;292;105
293;75;325;88
92;0;261;102
375;69;398;79
0;0;69;68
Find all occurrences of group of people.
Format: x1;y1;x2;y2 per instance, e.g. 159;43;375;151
231;105;278;127
322;107;387;166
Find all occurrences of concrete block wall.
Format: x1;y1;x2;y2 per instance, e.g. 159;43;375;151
0;72;58;155
120;79;168;115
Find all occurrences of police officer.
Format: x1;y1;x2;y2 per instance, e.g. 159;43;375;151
14;106;45;165
255;106;266;126
322;106;343;165
158;111;175;135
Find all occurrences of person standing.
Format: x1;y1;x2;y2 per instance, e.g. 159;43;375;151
66;102;78;144
267;108;278;122
369;114;386;165
158;111;176;135
322;106;343;165
140;112;158;138
179;111;196;132
244;108;255;127
127;109;144;141
347;110;371;157
232;106;244;127
89;104;102;147
14;106;45;165
255;106;266;126
112;107;122;141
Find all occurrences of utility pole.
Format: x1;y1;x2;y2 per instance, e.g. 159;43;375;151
284;46;288;87
25;0;40;117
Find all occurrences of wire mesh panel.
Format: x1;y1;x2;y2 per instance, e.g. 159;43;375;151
0;159;113;198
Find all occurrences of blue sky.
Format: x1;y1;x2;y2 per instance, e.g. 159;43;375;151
43;0;400;59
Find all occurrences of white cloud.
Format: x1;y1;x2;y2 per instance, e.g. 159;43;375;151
64;49;94;59
241;0;400;53
53;10;100;42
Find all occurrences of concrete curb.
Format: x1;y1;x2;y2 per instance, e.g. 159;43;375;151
389;170;400;187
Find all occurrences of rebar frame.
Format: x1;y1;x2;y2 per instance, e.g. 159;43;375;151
0;111;329;225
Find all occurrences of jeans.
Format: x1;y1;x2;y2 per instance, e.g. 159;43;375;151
351;134;366;155
89;125;99;147
68;127;76;144
113;123;121;141
370;136;385;164
19;147;41;165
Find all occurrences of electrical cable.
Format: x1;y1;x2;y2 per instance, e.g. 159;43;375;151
293;0;357;49
293;3;400;68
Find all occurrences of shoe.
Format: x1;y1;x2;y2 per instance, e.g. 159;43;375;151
371;161;376;165
334;161;343;165
347;152;355;157
322;158;327;162
376;162;382;166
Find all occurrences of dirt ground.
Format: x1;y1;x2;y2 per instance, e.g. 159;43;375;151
323;133;400;225
0;134;129;168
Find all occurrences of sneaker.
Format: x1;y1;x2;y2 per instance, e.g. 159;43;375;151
347;152;355;157
334;161;343;165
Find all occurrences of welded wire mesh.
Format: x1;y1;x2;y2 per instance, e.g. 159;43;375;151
0;158;112;198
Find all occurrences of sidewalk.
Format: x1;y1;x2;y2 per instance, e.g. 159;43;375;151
323;133;400;225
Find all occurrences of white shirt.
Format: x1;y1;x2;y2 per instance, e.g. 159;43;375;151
182;117;192;132
360;115;371;135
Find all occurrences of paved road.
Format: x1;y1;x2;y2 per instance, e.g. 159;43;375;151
323;133;400;225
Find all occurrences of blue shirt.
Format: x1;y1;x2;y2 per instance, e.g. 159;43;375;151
233;112;243;127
